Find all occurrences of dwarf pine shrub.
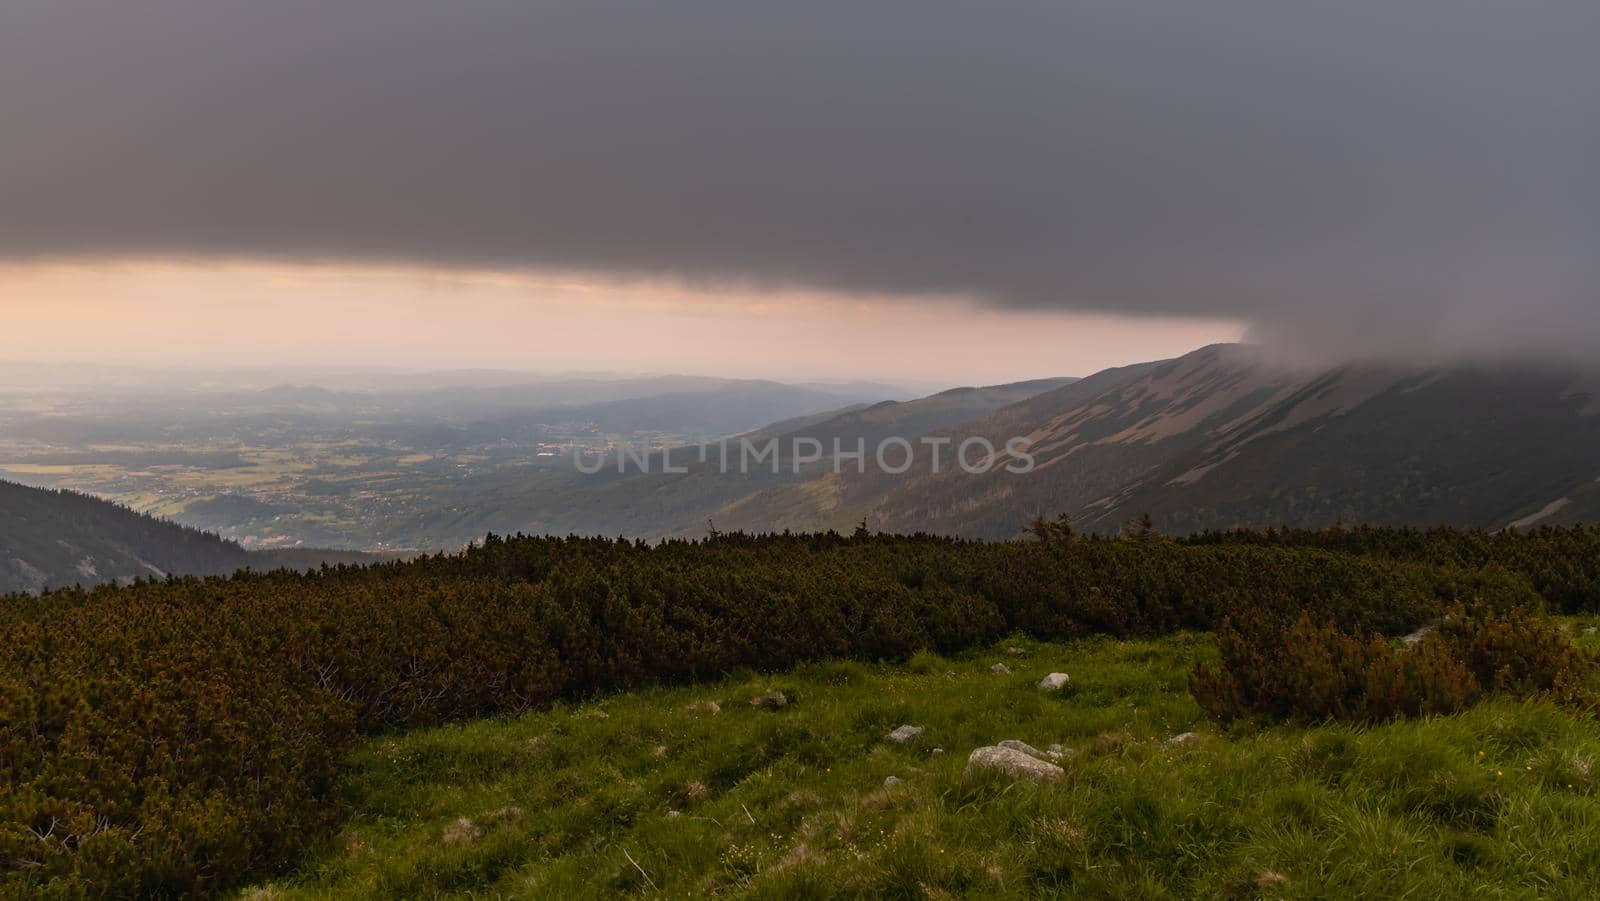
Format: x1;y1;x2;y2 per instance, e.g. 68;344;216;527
1191;602;1596;725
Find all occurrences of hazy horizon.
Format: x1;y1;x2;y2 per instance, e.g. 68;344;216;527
0;259;1242;386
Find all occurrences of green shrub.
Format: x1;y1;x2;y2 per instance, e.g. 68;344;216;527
1191;603;1596;725
1182;524;1600;613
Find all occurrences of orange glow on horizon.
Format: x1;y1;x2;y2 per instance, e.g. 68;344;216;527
0;258;1245;384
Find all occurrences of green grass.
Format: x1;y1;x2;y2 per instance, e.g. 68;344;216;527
246;624;1600;899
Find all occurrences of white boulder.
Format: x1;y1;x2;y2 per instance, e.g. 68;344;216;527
1038;672;1070;692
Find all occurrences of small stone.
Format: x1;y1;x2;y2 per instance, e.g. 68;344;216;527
1168;732;1201;746
883;775;903;789
931;748;945;756
1006;646;1026;656
1038;672;1070;692
1585;626;1597;636
965;746;1065;784
750;691;788;710
1045;743;1076;761
652;745;668;758
686;700;722;715
991;663;1012;675
888;724;925;743
665;810;682;819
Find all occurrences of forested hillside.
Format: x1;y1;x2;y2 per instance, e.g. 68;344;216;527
0;480;393;594
0;480;251;593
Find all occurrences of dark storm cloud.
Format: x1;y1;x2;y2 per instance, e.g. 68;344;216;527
2;2;1596;358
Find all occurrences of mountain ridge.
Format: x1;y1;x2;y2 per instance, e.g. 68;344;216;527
0;480;394;594
855;345;1600;537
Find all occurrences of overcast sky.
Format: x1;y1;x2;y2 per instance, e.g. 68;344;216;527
2;2;1594;378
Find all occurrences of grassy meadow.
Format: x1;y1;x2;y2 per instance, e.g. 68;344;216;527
245;622;1600;899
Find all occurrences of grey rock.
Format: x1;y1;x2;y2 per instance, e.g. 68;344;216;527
883;775;903;789
888;724;925;743
965;746;1065;784
991;663;1012;675
1168;732;1201;746
997;739;1048;760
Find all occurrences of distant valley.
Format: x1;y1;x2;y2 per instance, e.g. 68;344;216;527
0;371;903;551
5;344;1600;583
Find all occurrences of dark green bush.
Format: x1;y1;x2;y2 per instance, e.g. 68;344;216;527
1191;602;1596;725
1181;523;1600;613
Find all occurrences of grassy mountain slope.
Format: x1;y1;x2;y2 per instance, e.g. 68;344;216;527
704;377;1084;533
1080;364;1600;533
769;377;1079;448
859;346;1600;537
248;627;1600;899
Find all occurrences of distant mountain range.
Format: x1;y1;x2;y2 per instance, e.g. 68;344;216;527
431;380;899;450
846;344;1600;537
365;376;1080;544
0;481;392;594
0;374;897;446
6;345;1599;570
